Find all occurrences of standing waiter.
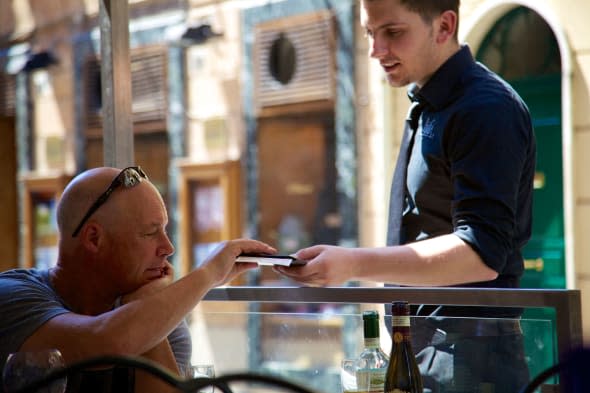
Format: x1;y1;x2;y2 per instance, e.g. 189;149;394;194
276;1;536;392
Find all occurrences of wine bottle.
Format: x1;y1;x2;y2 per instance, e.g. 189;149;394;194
355;310;389;392
384;301;423;393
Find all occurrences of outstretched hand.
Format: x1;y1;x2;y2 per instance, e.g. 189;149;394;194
273;245;358;287
198;239;276;287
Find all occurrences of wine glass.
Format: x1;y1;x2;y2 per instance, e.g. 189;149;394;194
185;364;215;393
2;349;67;393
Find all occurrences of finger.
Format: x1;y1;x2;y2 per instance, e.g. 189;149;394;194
236;262;258;271
223;263;257;285
163;262;175;276
234;239;277;255
292;272;325;287
294;245;324;260
274;265;316;282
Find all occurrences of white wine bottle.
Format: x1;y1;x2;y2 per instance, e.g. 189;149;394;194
355;310;389;392
384;301;423;393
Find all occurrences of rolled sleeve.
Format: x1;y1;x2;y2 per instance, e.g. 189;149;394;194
449;99;532;272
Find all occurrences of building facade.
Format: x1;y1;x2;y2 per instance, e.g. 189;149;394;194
0;0;589;341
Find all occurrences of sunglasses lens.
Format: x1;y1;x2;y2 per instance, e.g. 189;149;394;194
124;177;136;187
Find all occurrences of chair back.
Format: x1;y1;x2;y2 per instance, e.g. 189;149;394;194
520;347;590;393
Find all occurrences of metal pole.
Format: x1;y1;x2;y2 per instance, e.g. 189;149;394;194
99;0;134;168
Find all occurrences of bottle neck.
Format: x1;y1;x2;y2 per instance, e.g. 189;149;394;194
363;337;380;349
363;314;380;342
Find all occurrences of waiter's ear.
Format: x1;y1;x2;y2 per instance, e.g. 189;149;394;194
434;10;458;44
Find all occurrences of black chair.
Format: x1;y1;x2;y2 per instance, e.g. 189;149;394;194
9;355;321;393
520;347;590;393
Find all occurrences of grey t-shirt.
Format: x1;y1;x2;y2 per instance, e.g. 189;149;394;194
0;269;192;375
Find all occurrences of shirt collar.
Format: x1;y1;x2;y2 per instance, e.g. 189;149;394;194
407;83;421;103
408;44;475;110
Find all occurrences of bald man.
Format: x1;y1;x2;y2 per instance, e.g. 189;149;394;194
0;167;273;393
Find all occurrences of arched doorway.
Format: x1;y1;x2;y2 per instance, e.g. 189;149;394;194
476;6;565;290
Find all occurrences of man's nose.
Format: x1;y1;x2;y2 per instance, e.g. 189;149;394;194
159;234;175;258
369;37;387;59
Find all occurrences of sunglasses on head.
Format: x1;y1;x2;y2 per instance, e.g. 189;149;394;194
72;166;149;237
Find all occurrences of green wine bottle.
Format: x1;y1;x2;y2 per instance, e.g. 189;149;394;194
356;310;389;392
384;301;423;393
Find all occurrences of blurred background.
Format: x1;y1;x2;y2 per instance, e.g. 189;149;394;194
0;0;588;388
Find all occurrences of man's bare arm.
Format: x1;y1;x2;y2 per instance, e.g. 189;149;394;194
276;234;498;287
19;239;270;364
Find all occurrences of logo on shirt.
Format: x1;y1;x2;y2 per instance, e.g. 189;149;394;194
421;116;436;139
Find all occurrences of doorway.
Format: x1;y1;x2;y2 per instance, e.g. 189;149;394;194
257;110;339;283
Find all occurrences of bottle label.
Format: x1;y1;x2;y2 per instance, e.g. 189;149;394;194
356;368;386;392
363;337;380;348
391;315;410;327
393;332;405;343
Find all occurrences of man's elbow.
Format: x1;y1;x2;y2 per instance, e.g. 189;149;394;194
482;266;499;281
475;258;500;282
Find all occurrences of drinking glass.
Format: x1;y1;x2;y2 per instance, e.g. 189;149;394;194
2;349;67;393
341;358;370;393
186;364;215;393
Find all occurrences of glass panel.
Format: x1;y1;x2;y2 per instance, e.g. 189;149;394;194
190;302;556;393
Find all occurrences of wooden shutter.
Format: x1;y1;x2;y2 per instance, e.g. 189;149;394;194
84;45;168;135
254;10;335;111
130;46;167;129
84;57;102;131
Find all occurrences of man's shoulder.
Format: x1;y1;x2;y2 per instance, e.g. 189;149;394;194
0;269;51;294
467;63;525;103
456;66;529;118
0;268;47;282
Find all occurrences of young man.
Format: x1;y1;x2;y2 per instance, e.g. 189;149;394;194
276;1;535;391
0;167;274;393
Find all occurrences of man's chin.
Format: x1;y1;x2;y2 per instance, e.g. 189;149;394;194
386;74;410;88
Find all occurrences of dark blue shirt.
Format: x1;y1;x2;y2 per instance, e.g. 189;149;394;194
402;45;536;288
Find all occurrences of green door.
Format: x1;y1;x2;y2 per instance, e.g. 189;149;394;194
476;6;565;290
512;75;565;289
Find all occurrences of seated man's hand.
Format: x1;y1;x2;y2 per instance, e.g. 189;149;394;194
121;261;175;304
198;239;275;287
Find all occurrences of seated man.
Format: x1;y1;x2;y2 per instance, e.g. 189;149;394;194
0;166;273;393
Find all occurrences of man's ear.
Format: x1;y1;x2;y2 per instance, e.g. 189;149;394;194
79;223;103;253
435;10;458;44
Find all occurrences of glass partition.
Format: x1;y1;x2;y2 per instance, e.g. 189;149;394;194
191;287;581;393
190;304;556;392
